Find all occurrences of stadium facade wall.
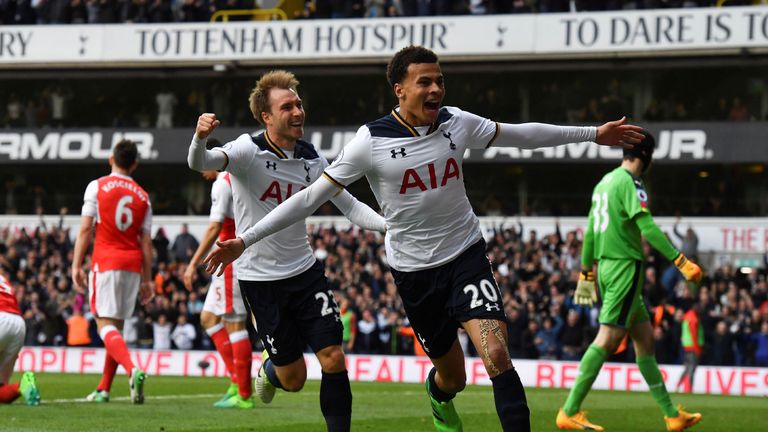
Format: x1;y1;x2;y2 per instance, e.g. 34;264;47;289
1;123;766;164
14;346;767;397
2;6;768;67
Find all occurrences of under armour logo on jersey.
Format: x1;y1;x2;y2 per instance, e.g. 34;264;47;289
304;163;311;182
266;335;277;355
266;161;277;170
417;333;430;353
442;131;456;150
485;303;501;312
391;148;407;158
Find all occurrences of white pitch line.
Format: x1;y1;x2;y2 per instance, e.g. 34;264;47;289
46;389;427;404
46;393;221;404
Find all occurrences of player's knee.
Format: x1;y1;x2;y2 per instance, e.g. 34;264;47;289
596;338;620;354
444;377;466;394
317;346;346;373
633;340;655;357
483;344;511;373
282;378;306;392
439;370;467;393
200;312;219;329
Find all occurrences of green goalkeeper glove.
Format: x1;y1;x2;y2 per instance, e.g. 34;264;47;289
674;253;702;283
574;270;598;307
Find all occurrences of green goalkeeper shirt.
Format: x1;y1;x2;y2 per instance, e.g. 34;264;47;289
582;167;679;268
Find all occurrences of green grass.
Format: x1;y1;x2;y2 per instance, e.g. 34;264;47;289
1;372;762;431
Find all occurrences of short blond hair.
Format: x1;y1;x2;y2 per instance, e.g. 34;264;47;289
249;70;300;126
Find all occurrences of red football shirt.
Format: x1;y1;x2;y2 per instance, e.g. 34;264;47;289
86;174;151;273
0;274;21;315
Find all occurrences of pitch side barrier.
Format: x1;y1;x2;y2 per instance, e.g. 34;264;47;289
1;215;766;259
13;347;767;397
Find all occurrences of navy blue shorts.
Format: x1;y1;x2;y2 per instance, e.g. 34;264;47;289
390;239;506;359
239;260;343;366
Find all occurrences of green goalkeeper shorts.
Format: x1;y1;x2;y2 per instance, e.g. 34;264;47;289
597;258;650;328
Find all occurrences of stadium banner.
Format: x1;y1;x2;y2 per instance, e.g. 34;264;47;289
14;347;768;396
1;215;767;255
0;123;766;164
1;6;768;66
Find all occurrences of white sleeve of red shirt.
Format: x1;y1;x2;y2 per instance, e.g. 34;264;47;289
81;179;99;219
142;202;153;234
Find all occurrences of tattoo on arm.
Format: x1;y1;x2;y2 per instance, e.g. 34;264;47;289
478;319;512;376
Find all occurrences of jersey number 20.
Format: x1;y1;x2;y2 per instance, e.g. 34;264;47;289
463;279;500;309
591;192;609;233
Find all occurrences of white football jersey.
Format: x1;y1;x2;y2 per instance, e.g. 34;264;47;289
217;132;328;281
323;106;498;272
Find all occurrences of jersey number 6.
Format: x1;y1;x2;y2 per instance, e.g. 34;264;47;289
115;195;134;232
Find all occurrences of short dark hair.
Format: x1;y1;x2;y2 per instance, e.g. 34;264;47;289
112;139;138;169
386;45;439;87
623;132;655;172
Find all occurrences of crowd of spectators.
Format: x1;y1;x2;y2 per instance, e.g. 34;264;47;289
3;73;766;131
2;212;767;369
2;0;758;25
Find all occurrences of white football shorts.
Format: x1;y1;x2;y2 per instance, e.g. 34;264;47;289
89;266;140;320
202;265;246;320
0;312;25;384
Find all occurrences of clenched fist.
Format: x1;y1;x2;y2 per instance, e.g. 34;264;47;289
196;113;221;140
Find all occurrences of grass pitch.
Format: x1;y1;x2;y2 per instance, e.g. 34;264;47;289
1;372;762;431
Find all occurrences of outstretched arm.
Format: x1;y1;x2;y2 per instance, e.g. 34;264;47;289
204;176;340;275
493;117;643;149
188;113;228;172
331;191;387;233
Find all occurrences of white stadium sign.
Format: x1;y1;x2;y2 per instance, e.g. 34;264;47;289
1;6;768;66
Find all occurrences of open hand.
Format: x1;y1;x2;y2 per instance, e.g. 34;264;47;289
204;238;246;276
595;116;644;149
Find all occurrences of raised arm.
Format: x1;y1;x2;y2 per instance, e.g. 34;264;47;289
493;117;643;149
204;176;340;275
188;113;228;172
330;190;387;233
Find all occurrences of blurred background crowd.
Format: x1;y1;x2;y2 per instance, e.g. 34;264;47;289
2;212;767;370
1;0;759;26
